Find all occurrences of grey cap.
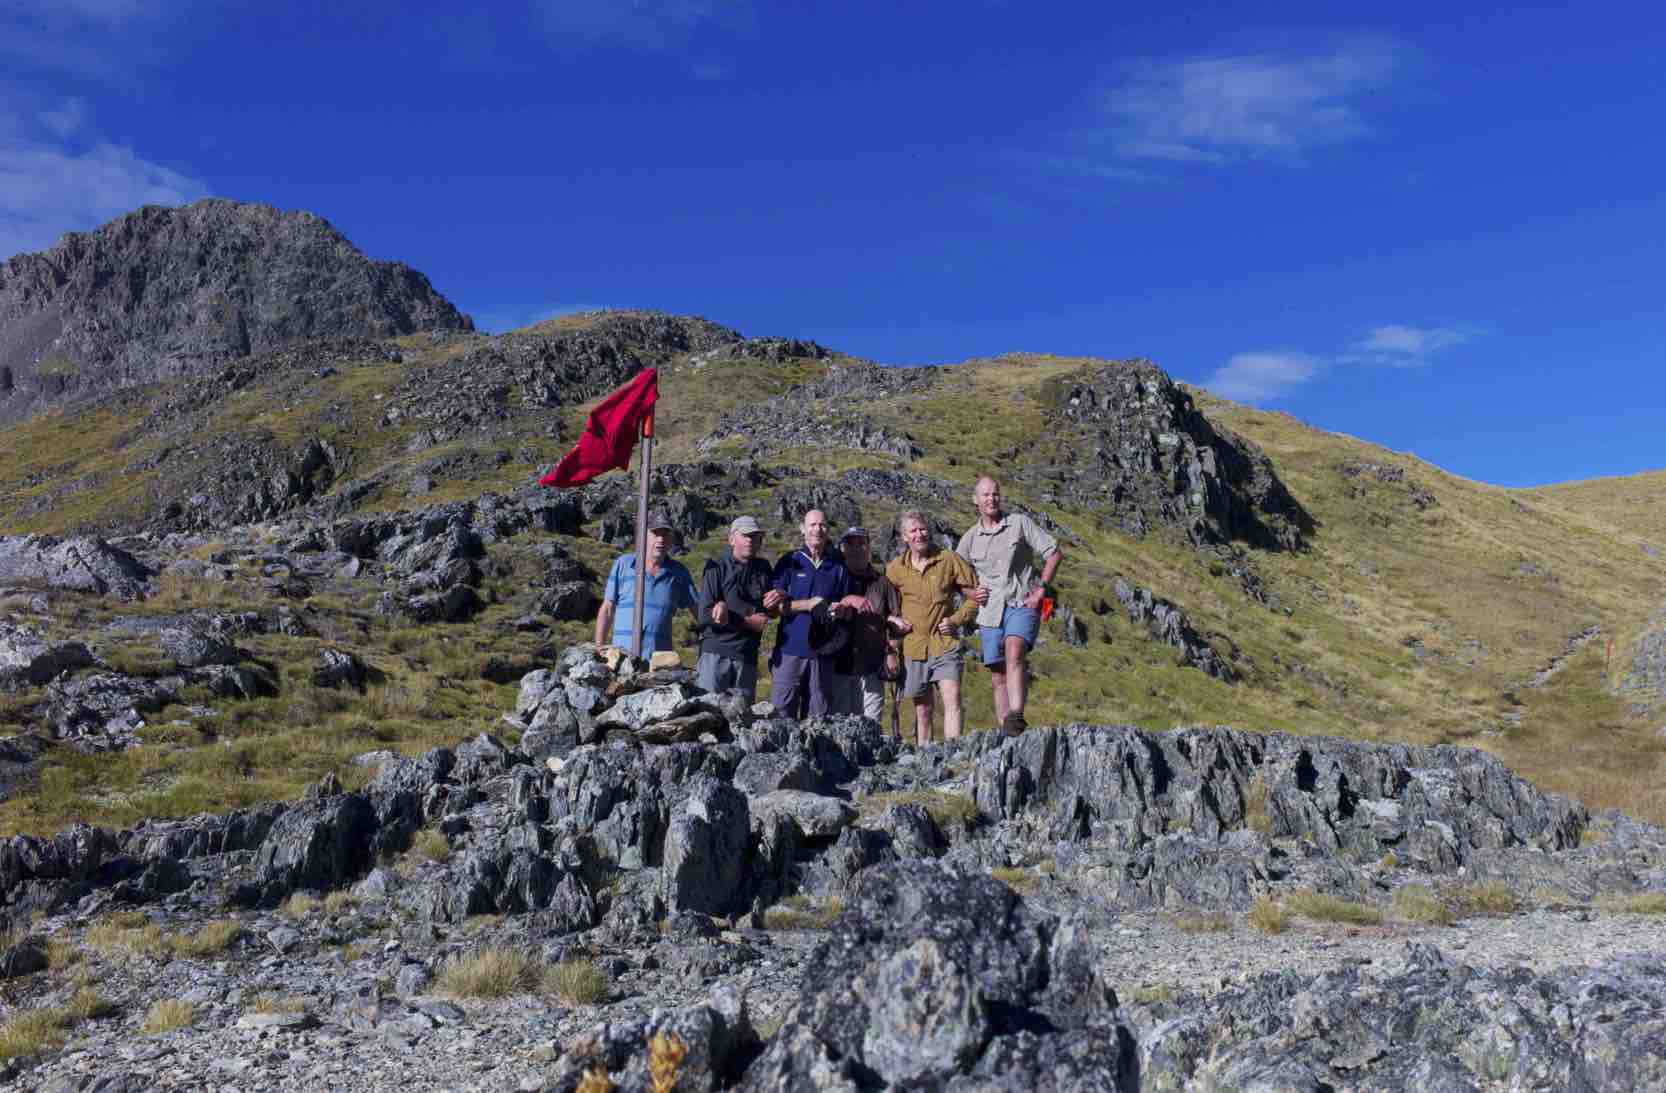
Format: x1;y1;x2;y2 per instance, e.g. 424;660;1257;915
840;526;870;542
644;507;676;533
729;515;763;535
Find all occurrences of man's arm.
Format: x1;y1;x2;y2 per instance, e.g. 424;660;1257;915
946;555;981;628
594;599;616;647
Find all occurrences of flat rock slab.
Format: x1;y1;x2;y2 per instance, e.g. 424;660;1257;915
750;790;857;839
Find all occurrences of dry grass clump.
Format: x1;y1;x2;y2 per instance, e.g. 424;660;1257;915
858;790;979;831
248;993;309;1014
549;957;610;1006
762;894;845;931
281;892;322;918
435;947;545;999
410;828;452;863
67;987;115;1020
1597;892;1666;915
86;916;169;959
990;866;1042;893
0;1007;73;1061
1285;889;1384;926
324;890;356;913
1129;984;1176;1004
174;919;243;956
575;1067;617;1093
1451;883;1519;916
141;998;195;1034
648;1031;689;1093
1392;885;1455;926
1170;911;1232;934
1248;896;1290;934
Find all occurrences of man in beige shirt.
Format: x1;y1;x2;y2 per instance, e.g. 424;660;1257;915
885;510;982;747
958;476;1062;736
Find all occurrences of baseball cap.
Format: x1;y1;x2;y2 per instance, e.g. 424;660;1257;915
645;507;676;533
840;526;870;542
729;515;763;535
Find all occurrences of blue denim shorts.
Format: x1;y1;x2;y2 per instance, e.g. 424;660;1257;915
980;605;1040;667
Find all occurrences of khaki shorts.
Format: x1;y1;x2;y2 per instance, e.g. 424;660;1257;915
902;649;962;699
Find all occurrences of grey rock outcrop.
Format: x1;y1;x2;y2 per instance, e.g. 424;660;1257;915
0;535;150;599
0;622;93;689
739;862;1129;1091
1113;577;1236;680
0;199;472;425
1032;359;1312;551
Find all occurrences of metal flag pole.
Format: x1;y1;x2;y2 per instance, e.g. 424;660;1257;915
629;412;654;660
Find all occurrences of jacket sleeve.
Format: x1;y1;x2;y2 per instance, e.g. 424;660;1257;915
697;561;723;633
947;553;981;627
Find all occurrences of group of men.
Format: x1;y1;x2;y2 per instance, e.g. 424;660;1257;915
592;475;1062;743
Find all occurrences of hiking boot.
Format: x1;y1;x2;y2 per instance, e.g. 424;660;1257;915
1001;711;1027;737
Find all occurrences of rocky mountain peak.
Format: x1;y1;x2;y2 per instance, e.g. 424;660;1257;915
0;198;472;425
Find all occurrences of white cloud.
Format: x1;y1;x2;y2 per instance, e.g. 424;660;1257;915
1100;38;1408;167
36;98;85;139
1344;324;1474;367
1204;351;1323;403
0;137;208;260
531;0;755;55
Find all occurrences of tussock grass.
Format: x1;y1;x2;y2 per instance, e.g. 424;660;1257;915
1170;911;1232;934
1392;885;1455;926
67;987;115;1020
548;958;609;1006
434;947;557;1000
282;892;322;919
1242;775;1272;834
762;894;844;931
858;790;979;831
248;993;308;1014
1248;897;1290;934
1451;883;1520;916
1597;892;1666;915
324;890;356;913
0;1006;73;1061
648;1031;689;1093
86;918;169;959
1129;984;1177;1004
174;918;243;956
575;1067;617;1093
141;999;195;1034
1284;889;1384;925
990;866;1043;892
410;828;452;863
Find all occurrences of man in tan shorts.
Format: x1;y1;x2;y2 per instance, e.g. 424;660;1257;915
884;510;982;746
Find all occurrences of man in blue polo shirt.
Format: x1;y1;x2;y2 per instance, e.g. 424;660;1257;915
768;508;853;718
594;507;700;657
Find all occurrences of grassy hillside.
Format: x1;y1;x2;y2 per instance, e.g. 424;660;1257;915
2;310;1663;834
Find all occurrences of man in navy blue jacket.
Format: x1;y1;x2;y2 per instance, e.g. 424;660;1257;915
769;509;853;718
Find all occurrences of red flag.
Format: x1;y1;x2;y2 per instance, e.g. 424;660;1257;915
538;368;659;488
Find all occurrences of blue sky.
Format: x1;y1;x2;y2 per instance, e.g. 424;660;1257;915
2;1;1662;487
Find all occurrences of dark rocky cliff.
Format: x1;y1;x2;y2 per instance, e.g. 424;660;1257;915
0;199;472;424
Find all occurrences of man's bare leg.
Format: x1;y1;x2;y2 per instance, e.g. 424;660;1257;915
913;694;934;748
939;678;964;741
1004;635;1029;718
989;666;1010;724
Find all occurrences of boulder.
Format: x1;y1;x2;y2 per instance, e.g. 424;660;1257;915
159;626;241;668
312;648;368;690
0;621;93;689
663;776;751;917
749;790;857;840
0;536;150;599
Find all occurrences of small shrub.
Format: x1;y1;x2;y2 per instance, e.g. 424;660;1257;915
1285;889;1383;926
649;1031;689;1093
548;958;609;1006
141;998;194;1035
1451;883;1519;916
575;1068;616;1093
435;947;543;1000
1248;897;1289;934
1170;911;1232;934
1597;892;1666;915
1392;885;1454;926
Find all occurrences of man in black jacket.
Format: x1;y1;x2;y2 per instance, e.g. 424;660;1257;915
696;515;781;702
